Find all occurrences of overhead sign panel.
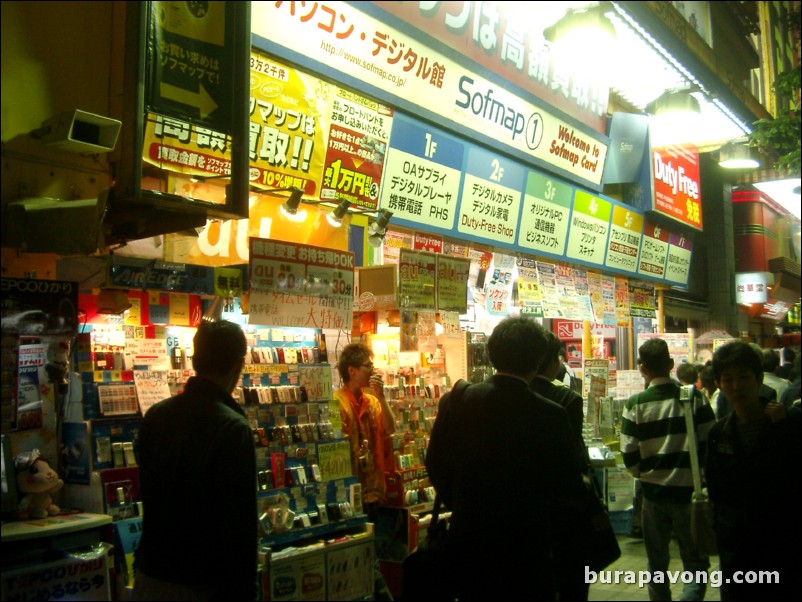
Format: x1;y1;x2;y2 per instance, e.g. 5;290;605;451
147;1;233;129
252;1;609;190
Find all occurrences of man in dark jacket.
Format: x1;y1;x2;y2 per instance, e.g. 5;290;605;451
530;330;590;600
134;320;256;600
426;317;587;601
530;330;588;474
707;341;801;601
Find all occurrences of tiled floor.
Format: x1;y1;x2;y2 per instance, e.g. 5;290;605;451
589;534;719;601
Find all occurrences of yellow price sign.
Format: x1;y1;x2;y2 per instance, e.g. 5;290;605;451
317;441;352;481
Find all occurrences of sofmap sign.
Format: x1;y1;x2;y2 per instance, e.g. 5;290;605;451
251;0;609;189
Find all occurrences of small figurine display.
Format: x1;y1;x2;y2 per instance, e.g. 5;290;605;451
14;448;64;519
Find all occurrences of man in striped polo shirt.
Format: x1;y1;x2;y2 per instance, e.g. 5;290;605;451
620;338;716;601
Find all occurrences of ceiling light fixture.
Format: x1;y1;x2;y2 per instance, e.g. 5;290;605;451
326;198;352;227
646;88;702;146
646;88;701;117
368;209;394;248
544;2;617;82
718;139;761;169
96;289;133;315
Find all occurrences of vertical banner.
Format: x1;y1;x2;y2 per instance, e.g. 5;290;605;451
665;231;694;286
650;144;703;230
638;220;670;279
630;280;657;319
458;147;525;247
379;113;465;230
601;275;618;326
566;190;612;266
398;249;437;310
572;268;595;322
518;170;573;256
555;264;583;320
417;311;437;354
147;1;231;129
321;88;393;209
400;307;419;352
615;277;631;327
583;358;610;401
605;205;643;273
485;253;516;316
536;261;565;318
517;256;544;318
436;256;470;314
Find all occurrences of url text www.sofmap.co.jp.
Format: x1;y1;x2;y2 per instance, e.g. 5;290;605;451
585;567;780;589
320;40;406;88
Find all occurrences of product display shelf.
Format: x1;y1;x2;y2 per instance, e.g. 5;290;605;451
261;522;375;601
246;326;380;600
261;514;368;549
375;496;443;599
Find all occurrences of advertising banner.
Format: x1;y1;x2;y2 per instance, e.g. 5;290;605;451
249;239;354;330
398;250;437;310
518;170;572;256
650;144;703;230
252;1;609;189
638;220;670;279
517;257;544;318
321;88;393;209
436;256;470;314
566;190;612;266
379;113;465;231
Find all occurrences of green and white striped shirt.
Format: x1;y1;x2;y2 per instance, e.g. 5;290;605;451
620;378;716;502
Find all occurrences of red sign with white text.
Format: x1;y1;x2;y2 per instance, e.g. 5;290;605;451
651;144;703;230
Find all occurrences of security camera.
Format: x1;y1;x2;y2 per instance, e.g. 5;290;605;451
32;109;122;154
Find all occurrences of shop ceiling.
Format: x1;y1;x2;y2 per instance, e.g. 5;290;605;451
548;2;799;217
575;1;756;149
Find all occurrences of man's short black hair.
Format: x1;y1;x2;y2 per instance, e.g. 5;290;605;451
637;338;673;374
712;340;763;382
677;362;699;385
761;348;780;373
488;316;548;376
192;320;247;376
538;331;562;374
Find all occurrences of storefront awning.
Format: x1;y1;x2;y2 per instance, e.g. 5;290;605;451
695;329;735;344
664;297;710;322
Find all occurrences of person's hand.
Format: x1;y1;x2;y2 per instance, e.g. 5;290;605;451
764;401;787;423
369;373;385;398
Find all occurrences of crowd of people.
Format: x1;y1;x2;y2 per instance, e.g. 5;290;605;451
130;317;800;601
621;339;800;601
424;325;800;601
